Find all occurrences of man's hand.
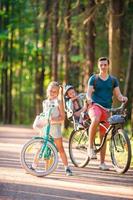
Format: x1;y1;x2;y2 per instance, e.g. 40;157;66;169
87;97;92;105
118;95;128;103
121;96;128;103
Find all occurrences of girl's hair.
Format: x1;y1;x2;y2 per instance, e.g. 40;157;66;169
46;81;60;97
47;81;60;89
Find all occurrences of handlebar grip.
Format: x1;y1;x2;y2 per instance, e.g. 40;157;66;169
108;102;126;113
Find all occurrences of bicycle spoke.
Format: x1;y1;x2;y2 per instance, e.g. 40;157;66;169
69;130;90;168
21;139;58;176
110;129;131;174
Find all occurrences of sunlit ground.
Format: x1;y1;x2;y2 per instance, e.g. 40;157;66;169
0;125;133;200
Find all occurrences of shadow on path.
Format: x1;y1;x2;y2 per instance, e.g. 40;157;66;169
0;182;129;200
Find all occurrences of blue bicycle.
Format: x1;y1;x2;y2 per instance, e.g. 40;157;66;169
20;102;58;177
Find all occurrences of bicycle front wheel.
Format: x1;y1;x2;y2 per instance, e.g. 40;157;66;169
20;138;58;177
69;129;90;168
110;129;131;174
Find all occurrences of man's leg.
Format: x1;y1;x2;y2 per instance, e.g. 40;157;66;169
99;108;110;170
88;105;101;158
88;117;100;148
99;134;106;164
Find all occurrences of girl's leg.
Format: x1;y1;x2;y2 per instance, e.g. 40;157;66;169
54;137;68;166
54;137;72;176
32;148;40;168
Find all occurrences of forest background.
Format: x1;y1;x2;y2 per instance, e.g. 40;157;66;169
0;0;133;134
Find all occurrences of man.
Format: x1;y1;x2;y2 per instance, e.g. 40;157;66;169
87;57;128;170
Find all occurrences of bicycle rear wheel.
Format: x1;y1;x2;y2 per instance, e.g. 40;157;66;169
20;138;58;177
69;129;90;168
110;129;131;174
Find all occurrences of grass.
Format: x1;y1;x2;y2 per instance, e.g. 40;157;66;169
63;127;73;139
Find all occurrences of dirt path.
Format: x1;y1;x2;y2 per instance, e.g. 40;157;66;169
0;125;133;200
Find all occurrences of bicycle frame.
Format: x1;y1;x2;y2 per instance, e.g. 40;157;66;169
94;103;126;153
33;106;57;159
94;124;117;153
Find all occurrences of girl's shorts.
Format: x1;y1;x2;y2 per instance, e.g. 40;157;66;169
49;124;62;139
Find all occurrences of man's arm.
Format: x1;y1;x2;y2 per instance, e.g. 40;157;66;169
86;85;94;104
113;87;128;102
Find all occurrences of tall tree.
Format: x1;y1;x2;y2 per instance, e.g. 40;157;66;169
124;27;133;126
83;0;96;91
108;0;125;77
41;0;51;88
64;0;71;84
1;1;9;123
51;0;59;81
18;1;25;123
33;0;43;114
8;0;15;123
0;0;3;122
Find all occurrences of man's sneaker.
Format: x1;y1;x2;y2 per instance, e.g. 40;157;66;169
88;148;97;159
99;163;109;171
65;167;73;176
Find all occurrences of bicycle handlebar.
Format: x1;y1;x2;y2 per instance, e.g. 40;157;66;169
107;102;126;114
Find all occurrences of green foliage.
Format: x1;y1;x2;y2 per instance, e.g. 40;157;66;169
0;0;132;125
95;2;108;62
0;32;8;40
70;55;84;63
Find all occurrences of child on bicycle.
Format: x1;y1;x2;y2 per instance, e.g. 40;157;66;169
64;85;97;159
33;81;72;176
64;85;87;128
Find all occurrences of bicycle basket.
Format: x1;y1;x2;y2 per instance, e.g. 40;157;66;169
108;115;125;125
33;114;46;130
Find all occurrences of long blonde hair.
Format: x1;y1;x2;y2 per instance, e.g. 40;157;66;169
46;81;64;104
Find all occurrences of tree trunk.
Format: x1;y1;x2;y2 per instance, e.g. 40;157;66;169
124;28;133;127
61;0;71;130
18;1;25;123
64;0;71;84
51;0;59;81
7;0;16;124
108;0;124;77
8;28;13;123
0;1;3;122
34;0;44;114
41;0;51;95
1;1;9;124
83;0;96;91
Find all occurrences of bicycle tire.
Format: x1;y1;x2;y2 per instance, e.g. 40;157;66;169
69;129;90;168
20;138;58;177
110;129;131;174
